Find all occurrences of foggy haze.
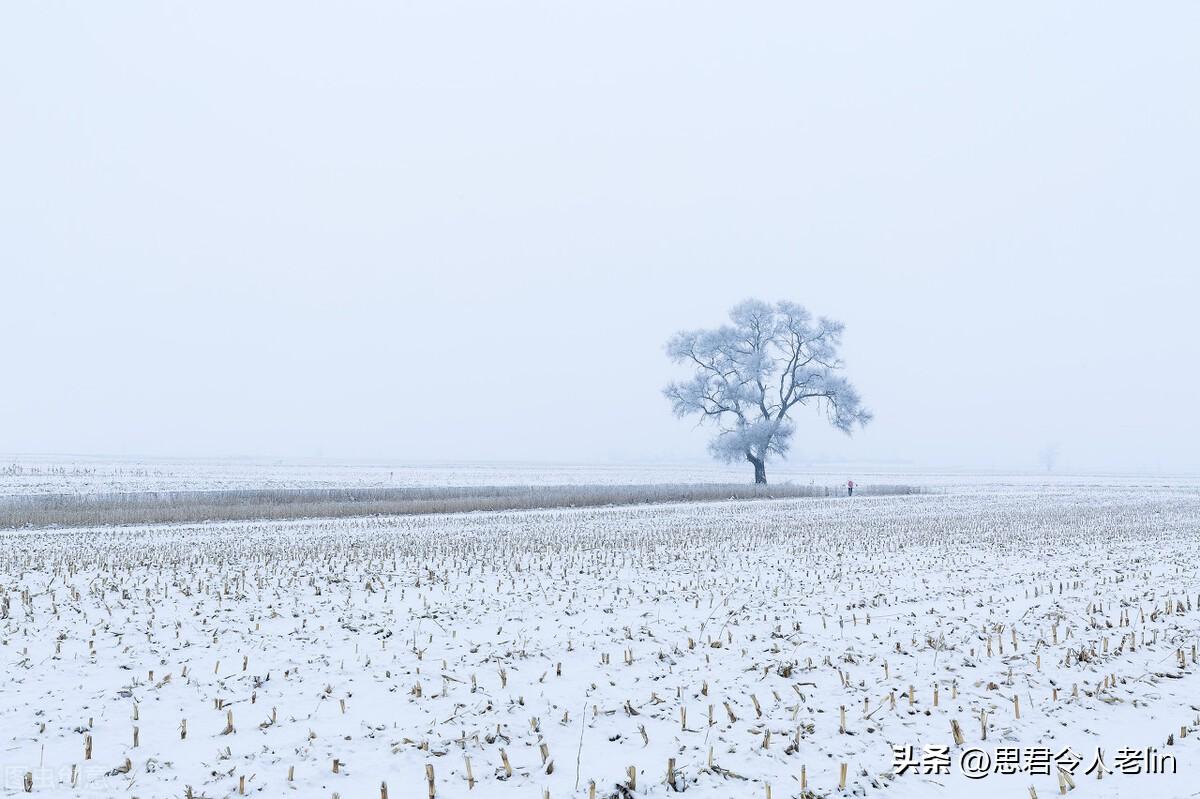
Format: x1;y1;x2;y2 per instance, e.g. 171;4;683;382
3;2;1198;473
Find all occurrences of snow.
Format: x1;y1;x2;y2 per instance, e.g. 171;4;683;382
1;476;1199;797
1;454;1192;497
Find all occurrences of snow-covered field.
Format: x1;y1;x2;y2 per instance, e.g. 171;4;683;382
0;455;1188;497
2;479;1199;798
1;456;925;496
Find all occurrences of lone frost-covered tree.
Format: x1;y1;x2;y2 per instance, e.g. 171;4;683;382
664;299;871;484
1039;443;1060;473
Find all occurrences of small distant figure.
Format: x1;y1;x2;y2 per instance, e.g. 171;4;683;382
846;479;855;497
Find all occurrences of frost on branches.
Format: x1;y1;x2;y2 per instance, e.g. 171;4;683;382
664;299;872;483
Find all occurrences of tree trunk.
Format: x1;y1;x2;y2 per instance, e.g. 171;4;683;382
747;454;767;485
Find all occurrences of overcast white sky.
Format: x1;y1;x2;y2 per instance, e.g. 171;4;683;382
2;2;1198;472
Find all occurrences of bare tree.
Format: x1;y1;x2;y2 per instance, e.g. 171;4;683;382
1039;443;1060;473
664;299;871;484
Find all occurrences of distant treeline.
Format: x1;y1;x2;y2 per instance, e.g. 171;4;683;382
0;482;923;529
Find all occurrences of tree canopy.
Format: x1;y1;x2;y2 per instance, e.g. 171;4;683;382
664;299;871;483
